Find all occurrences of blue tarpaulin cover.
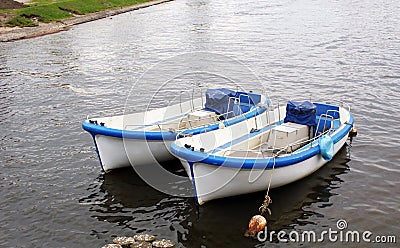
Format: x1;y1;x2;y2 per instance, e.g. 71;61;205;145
284;101;317;127
204;88;236;118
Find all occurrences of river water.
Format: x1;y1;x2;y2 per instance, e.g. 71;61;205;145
1;0;399;247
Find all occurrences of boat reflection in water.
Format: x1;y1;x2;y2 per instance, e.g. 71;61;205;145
81;144;352;247
79;160;192;242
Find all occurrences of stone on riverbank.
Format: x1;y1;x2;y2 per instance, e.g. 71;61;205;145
133;234;156;242
102;244;123;248
0;0;174;42
152;239;175;248
113;236;136;247
130;241;152;248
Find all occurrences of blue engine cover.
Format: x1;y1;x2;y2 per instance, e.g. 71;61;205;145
284;101;317;127
204;88;236;118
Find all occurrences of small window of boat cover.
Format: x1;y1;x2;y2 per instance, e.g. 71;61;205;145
284;101;317;127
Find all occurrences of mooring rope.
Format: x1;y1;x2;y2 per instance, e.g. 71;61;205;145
259;155;277;216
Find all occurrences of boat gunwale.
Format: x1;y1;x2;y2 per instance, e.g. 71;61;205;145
82;100;268;141
170;107;354;169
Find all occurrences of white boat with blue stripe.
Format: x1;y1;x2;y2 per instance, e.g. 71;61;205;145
82;88;269;172
170;101;355;205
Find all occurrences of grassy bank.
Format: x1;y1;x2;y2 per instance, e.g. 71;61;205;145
5;0;153;27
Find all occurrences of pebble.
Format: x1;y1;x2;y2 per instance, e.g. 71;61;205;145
104;234;175;248
113;236;136;247
130;241;152;248
102;244;123;248
133;234;156;242
152;239;175;248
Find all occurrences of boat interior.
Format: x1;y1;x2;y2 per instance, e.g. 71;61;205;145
87;89;265;133
211;102;345;158
141;90;264;132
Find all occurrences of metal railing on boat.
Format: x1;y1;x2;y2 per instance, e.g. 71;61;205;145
124;98;257;133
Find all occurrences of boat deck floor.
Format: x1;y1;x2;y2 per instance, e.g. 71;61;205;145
226;150;275;158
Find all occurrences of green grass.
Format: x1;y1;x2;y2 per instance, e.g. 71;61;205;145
5;0;154;27
6;15;37;27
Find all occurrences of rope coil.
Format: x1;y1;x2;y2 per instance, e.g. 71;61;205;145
259;195;272;216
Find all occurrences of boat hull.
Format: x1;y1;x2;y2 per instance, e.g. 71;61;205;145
181;133;349;205
94;134;174;172
171;103;354;205
83;91;268;172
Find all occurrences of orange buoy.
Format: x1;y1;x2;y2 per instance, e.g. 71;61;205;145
246;215;267;237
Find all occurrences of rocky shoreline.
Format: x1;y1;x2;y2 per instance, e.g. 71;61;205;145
0;0;174;42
